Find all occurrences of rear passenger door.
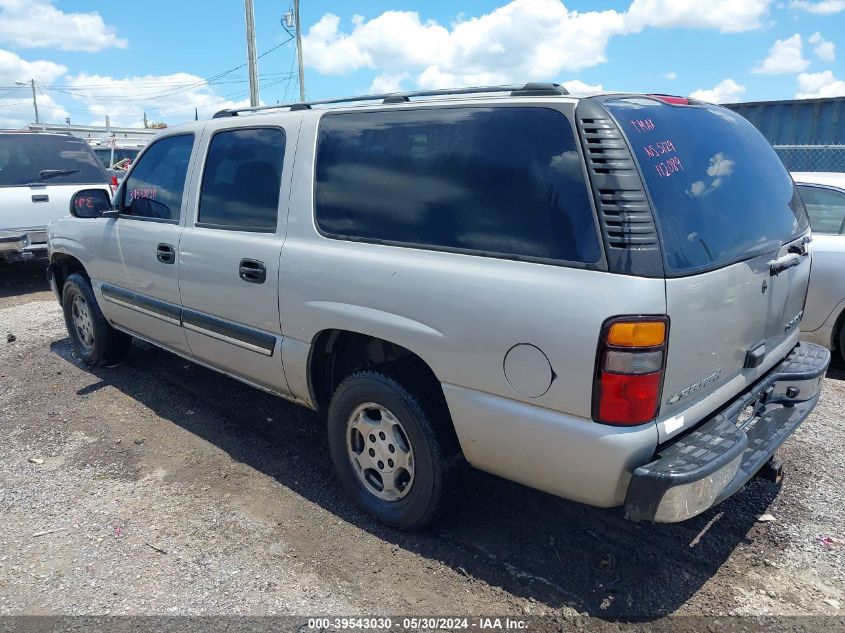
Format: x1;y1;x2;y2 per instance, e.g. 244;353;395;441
178;123;296;395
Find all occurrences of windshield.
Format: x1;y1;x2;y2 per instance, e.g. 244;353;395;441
603;98;809;274
0;134;106;187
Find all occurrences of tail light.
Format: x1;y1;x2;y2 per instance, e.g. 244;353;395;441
593;316;669;426
109;175;118;195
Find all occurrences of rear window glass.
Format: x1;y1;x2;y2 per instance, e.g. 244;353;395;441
603;99;809;273
0;134;106;187
315;107;601;264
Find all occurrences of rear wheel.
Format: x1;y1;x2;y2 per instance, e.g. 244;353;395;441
327;367;454;529
62;273;132;366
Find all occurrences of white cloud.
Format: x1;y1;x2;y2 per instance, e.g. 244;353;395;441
796;70;845;98
752;34;809;74
303;0;773;89
368;72;411;93
789;0;845;13
0;48;66;84
626;0;773;32
561;79;603;93
0;0;126;52
689;78;746;103
809;32;835;62
304;2;627;88
0;91;67;128
56;72;258;128
663;71;677;80
688;152;735;197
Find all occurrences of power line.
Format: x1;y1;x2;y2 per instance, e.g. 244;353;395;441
0;100;31;109
142;72;296;116
43;36;294;102
35;82;66;124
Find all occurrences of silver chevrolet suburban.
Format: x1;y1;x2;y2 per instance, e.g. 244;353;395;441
46;84;830;529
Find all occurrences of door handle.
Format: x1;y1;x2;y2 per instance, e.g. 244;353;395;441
31;194;49;203
156;243;176;264
768;253;801;276
239;258;266;284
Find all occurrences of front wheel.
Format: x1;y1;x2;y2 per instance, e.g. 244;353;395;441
62;273;132;366
327;368;455;529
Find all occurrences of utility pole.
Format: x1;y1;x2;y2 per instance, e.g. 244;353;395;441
29;79;39;125
294;0;305;101
244;0;260;107
15;79;39;124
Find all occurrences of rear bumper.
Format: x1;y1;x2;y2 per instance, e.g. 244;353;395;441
624;342;830;523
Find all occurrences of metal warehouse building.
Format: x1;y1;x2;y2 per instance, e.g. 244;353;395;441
725;96;845;173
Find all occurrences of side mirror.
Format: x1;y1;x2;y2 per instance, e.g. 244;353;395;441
70;189;117;219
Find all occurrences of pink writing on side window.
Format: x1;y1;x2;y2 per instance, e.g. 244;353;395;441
130;187;158;201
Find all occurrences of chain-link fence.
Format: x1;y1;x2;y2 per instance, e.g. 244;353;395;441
773;144;845;172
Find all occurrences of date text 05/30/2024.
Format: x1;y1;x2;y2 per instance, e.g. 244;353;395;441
307;617;529;630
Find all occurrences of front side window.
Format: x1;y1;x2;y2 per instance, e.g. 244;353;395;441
122;134;194;221
797;185;845;234
314;107;601;264
198;127;286;232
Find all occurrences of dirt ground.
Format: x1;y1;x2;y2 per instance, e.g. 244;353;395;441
1;260;844;621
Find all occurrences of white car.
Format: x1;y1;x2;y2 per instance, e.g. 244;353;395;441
0;132;109;263
793;172;845;361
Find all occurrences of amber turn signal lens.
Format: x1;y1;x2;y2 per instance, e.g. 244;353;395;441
607;321;666;348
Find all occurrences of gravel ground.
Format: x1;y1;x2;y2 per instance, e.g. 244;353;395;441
1;260;843;620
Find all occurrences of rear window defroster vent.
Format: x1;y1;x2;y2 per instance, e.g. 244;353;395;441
576;101;664;277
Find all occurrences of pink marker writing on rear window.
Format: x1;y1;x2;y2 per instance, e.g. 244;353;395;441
643;140;676;158
629;118;655;133
655;156;683;178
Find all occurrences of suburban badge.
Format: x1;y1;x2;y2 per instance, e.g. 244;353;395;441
667;369;723;406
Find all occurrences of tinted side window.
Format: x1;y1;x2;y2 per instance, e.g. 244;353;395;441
315;107;601;263
122;134;193;221
798;185;845;234
198;128;286;232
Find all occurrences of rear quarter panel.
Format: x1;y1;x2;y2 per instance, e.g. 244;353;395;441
277;110;667;506
280;110;667;419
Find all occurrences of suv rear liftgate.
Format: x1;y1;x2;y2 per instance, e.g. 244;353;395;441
576;95;830;522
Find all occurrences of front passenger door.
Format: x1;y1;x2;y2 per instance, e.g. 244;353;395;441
92;133;196;354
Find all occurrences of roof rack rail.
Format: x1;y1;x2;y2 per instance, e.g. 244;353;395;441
212;82;570;118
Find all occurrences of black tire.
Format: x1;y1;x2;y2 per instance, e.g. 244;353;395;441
327;367;455;529
62;273;132;366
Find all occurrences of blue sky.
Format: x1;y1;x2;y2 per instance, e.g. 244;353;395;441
0;0;842;128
